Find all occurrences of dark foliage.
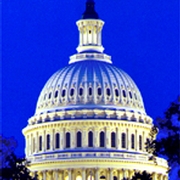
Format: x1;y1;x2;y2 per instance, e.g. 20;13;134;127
0;152;34;180
131;171;152;180
0;135;37;180
148;97;180;179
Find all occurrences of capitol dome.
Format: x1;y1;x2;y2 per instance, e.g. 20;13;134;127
23;1;168;180
36;60;145;115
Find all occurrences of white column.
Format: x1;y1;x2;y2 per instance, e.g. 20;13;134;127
83;129;88;147
135;130;138;151
152;172;156;180
53;170;59;180
59;170;63;180
142;131;145;152
122;169;126;179
51;129;54;150
47;171;53;180
71;129;75;148
106;127;111;148
82;169;86;180
118;170;123;180
159;174;163;180
128;170;134;180
43;130;46;152
43;170;46;180
94;128;99;147
95;169;99;180
127;129;130;150
35;132;38;153
37;171;43;180
60;128;65;150
68;169;72;180
109;169;113;180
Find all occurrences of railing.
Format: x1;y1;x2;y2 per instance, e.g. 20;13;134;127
28;151;168;167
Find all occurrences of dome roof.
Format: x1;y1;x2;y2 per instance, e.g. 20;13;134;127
35;60;145;115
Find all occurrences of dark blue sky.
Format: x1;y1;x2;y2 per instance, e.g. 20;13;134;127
3;0;179;156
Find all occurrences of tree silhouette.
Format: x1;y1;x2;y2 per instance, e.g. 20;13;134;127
131;171;152;180
148;97;180;179
0;135;37;180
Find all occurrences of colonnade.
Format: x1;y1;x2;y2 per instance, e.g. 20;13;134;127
26;125;148;156
32;168;168;180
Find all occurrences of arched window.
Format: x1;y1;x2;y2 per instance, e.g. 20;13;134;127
100;176;106;179
122;90;126;97
88;131;93;147
131;134;135;149
88;87;92;96
55;133;60;149
70;88;75;96
115;89;119;97
46;134;50;150
48;92;52;99
39;136;42;151
111;132;116;148
99;131;105;147
79;87;83;96
121;133;126;148
113;176;118;180
77;131;82;147
62;89;66;97
139;135;142;150
54;90;58;98
129;91;132;99
97;87;102;96
66;132;70;148
106;88;111;96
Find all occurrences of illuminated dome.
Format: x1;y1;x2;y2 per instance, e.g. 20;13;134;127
36;60;145;115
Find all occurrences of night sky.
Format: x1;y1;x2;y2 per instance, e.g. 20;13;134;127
3;0;178;157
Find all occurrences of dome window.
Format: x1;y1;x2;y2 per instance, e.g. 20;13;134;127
139;135;142;150
122;90;126;98
111;132;116;148
115;89;119;97
121;133;126;148
79;87;83;96
99;131;105;147
97;87;102;96
70;88;75;97
76;131;82;147
54;91;58;98
48;92;52;99
88;87;92;96
46;134;50;150
62;89;66;97
55;133;60;149
131;134;135;149
88;131;93;147
129;91;132;99
106;88;111;96
66;132;71;148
